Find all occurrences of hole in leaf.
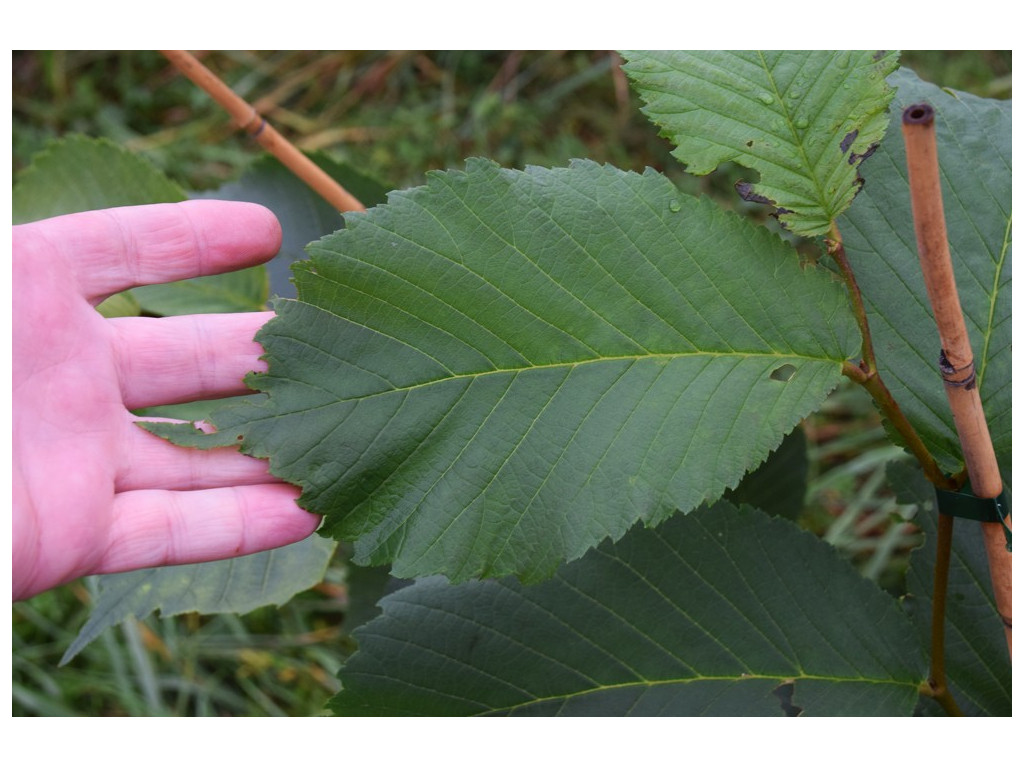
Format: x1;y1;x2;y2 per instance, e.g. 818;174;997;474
773;681;803;716
770;364;798;382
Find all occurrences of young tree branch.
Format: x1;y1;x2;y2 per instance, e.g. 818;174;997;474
161;50;366;214
829;227;955;492
902;102;1010;659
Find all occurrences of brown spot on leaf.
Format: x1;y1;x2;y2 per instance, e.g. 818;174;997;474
735;180;775;207
849;143;879;165
840;129;859;154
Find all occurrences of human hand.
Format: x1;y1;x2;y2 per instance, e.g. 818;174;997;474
12;201;320;601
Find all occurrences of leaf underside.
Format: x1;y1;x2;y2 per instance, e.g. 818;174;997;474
620;50;899;236
173;159;860;583
330;502;924;716
61;535;337;665
838;69;1011;474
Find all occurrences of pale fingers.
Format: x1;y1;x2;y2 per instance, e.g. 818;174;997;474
17;200;282;301
112;311;274;409
117;413;278;492
100;484;320;575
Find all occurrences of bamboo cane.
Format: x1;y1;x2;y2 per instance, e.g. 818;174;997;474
161;50;365;214
901;102;1011;657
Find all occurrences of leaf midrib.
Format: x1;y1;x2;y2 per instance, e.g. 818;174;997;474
474;672;922;715
280;339;845;407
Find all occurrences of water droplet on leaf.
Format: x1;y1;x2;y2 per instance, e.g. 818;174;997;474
758;92;775;105
668;199;682;213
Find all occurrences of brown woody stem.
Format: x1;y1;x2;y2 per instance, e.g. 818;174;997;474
161;50;366;214
830;227;954;492
840;360;954;491
902;102;1010;658
921;513;964;716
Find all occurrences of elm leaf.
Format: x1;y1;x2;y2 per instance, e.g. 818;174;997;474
620;50;899;236
329;502;924;716
888;462;1011;716
175;159;859;582
61;535;337;665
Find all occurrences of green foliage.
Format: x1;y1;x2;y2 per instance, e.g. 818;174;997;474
890;462;1011;716
12;51;1011;717
191;152;390;298
724;426;808;520
330;501;923;716
61;535;337;665
838;69;1012;474
162;158;857;583
11;135;373;669
12;135;268;316
621;51;899;235
12;134;186;222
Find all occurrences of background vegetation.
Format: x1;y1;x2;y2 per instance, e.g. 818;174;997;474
11;50;1011;716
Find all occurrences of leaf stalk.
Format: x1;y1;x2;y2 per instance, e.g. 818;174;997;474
830;228;955;492
919;513;964;716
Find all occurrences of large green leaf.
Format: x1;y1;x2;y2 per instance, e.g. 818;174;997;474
12;134;268;316
888;462;1011;716
838;69;1011;474
329;501;924;716
156;159;860;582
621;51;899;236
61;535;337;665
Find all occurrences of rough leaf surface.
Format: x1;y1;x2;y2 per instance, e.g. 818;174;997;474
839;69;1011;474
330;502;924;716
175;159;860;582
621;50;899;236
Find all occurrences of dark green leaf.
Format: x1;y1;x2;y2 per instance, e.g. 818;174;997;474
839;69;1011;474
621;51;899;236
888;462;1011;716
177;159;859;582
724;426;808;520
12;134;186;223
330;502;923;716
61;535;336;665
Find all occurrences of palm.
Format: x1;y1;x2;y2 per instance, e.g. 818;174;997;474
13;202;320;600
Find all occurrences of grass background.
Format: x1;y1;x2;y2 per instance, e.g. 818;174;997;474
11;50;1011;716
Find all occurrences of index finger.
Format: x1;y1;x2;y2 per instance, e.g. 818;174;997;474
19;200;283;301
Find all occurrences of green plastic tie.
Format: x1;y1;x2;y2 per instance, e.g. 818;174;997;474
935;486;1011;552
